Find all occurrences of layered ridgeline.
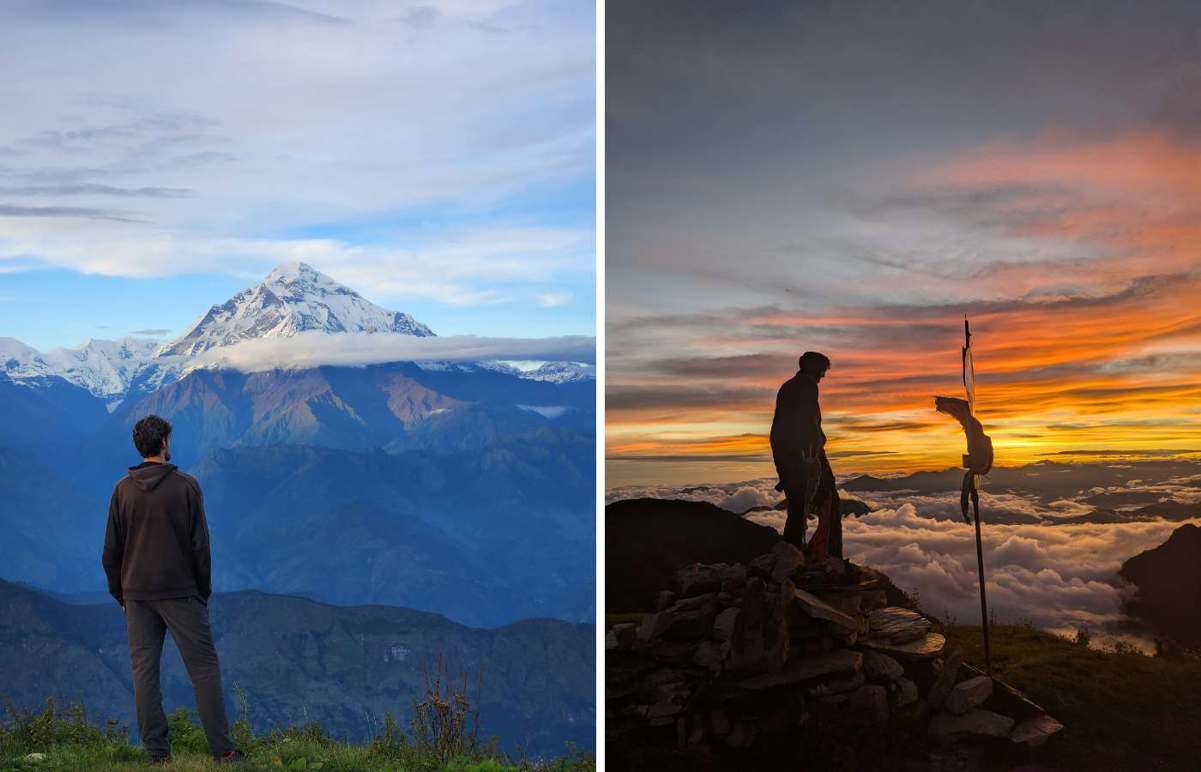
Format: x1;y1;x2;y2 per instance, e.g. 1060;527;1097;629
0;579;592;756
0;262;595;749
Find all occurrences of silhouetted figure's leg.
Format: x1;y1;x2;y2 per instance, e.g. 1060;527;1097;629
824;460;843;559
808;501;830;561
126;600;170;762
782;486;807;548
154;597;234;758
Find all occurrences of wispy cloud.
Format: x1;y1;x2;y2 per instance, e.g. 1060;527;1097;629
0;184;192;198
538;291;574;307
0;0;594;308
0;204;143;222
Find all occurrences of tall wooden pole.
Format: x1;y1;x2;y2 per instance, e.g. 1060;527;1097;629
965;319;992;676
971;483;992;675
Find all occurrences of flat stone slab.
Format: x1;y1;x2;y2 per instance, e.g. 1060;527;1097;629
862;631;946;661
930;708;1015;740
1011;714;1065;747
739;649;862;691
793;587;860;633
868;607;932;643
946;675;993;715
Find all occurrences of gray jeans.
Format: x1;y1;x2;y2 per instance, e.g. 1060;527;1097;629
125;596;233;759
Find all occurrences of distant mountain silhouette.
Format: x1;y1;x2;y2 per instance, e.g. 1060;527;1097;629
0;579;593;755
1119;524;1201;646
605;498;780;612
845;461;1201;525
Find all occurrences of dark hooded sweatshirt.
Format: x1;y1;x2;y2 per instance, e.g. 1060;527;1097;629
101;462;211;605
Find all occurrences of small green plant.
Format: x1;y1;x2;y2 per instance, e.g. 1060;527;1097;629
230;681;256;754
166;707;210;756
367;710;409;760
1073;623;1091;647
0;698;115;756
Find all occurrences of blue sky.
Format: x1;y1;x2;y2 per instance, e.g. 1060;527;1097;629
0;0;595;352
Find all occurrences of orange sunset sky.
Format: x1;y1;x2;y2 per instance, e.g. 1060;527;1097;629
606;3;1201;487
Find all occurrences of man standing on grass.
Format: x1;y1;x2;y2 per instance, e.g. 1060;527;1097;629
770;351;843;560
102;414;242;764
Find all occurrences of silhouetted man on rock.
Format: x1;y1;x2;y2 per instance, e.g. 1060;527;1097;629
102;415;242;764
770;351;842;559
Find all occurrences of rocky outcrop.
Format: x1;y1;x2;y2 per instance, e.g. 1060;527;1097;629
606;546;1063;769
1119;523;1201;647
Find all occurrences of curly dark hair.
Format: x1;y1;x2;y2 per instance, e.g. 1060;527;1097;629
132;415;172;458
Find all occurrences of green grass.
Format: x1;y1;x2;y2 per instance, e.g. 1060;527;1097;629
944;623;1201;771
0;701;594;772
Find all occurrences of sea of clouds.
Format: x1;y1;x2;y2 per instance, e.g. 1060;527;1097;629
608;470;1201;645
187;331;596;372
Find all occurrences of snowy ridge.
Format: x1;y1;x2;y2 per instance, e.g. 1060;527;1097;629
2;336;159;402
414;360;595;382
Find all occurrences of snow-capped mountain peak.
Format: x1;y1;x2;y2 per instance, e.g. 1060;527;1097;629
2;335;163;407
157;262;434;359
45;337;162;400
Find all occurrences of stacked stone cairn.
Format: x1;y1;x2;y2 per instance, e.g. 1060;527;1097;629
606;542;1064;769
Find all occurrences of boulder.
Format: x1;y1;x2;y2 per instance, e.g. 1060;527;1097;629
670;592;718;612
718;563;748;593
739;649;862;691
861;650;904;682
1010;714;1064;747
749;552;776;578
638;611;675;642
860;589;889;610
676;564;722;597
925;649;964;713
793;587;859;633
692;640;728;672
846;684;890;727
808;670;866;698
638;608;714;642
929;708;1015;740
768;541;806;582
710;708;731;737
663;609;717;641
893;677;919;708
946;675;993;715
713;607;740;641
726;722;756;748
607;623;638;650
